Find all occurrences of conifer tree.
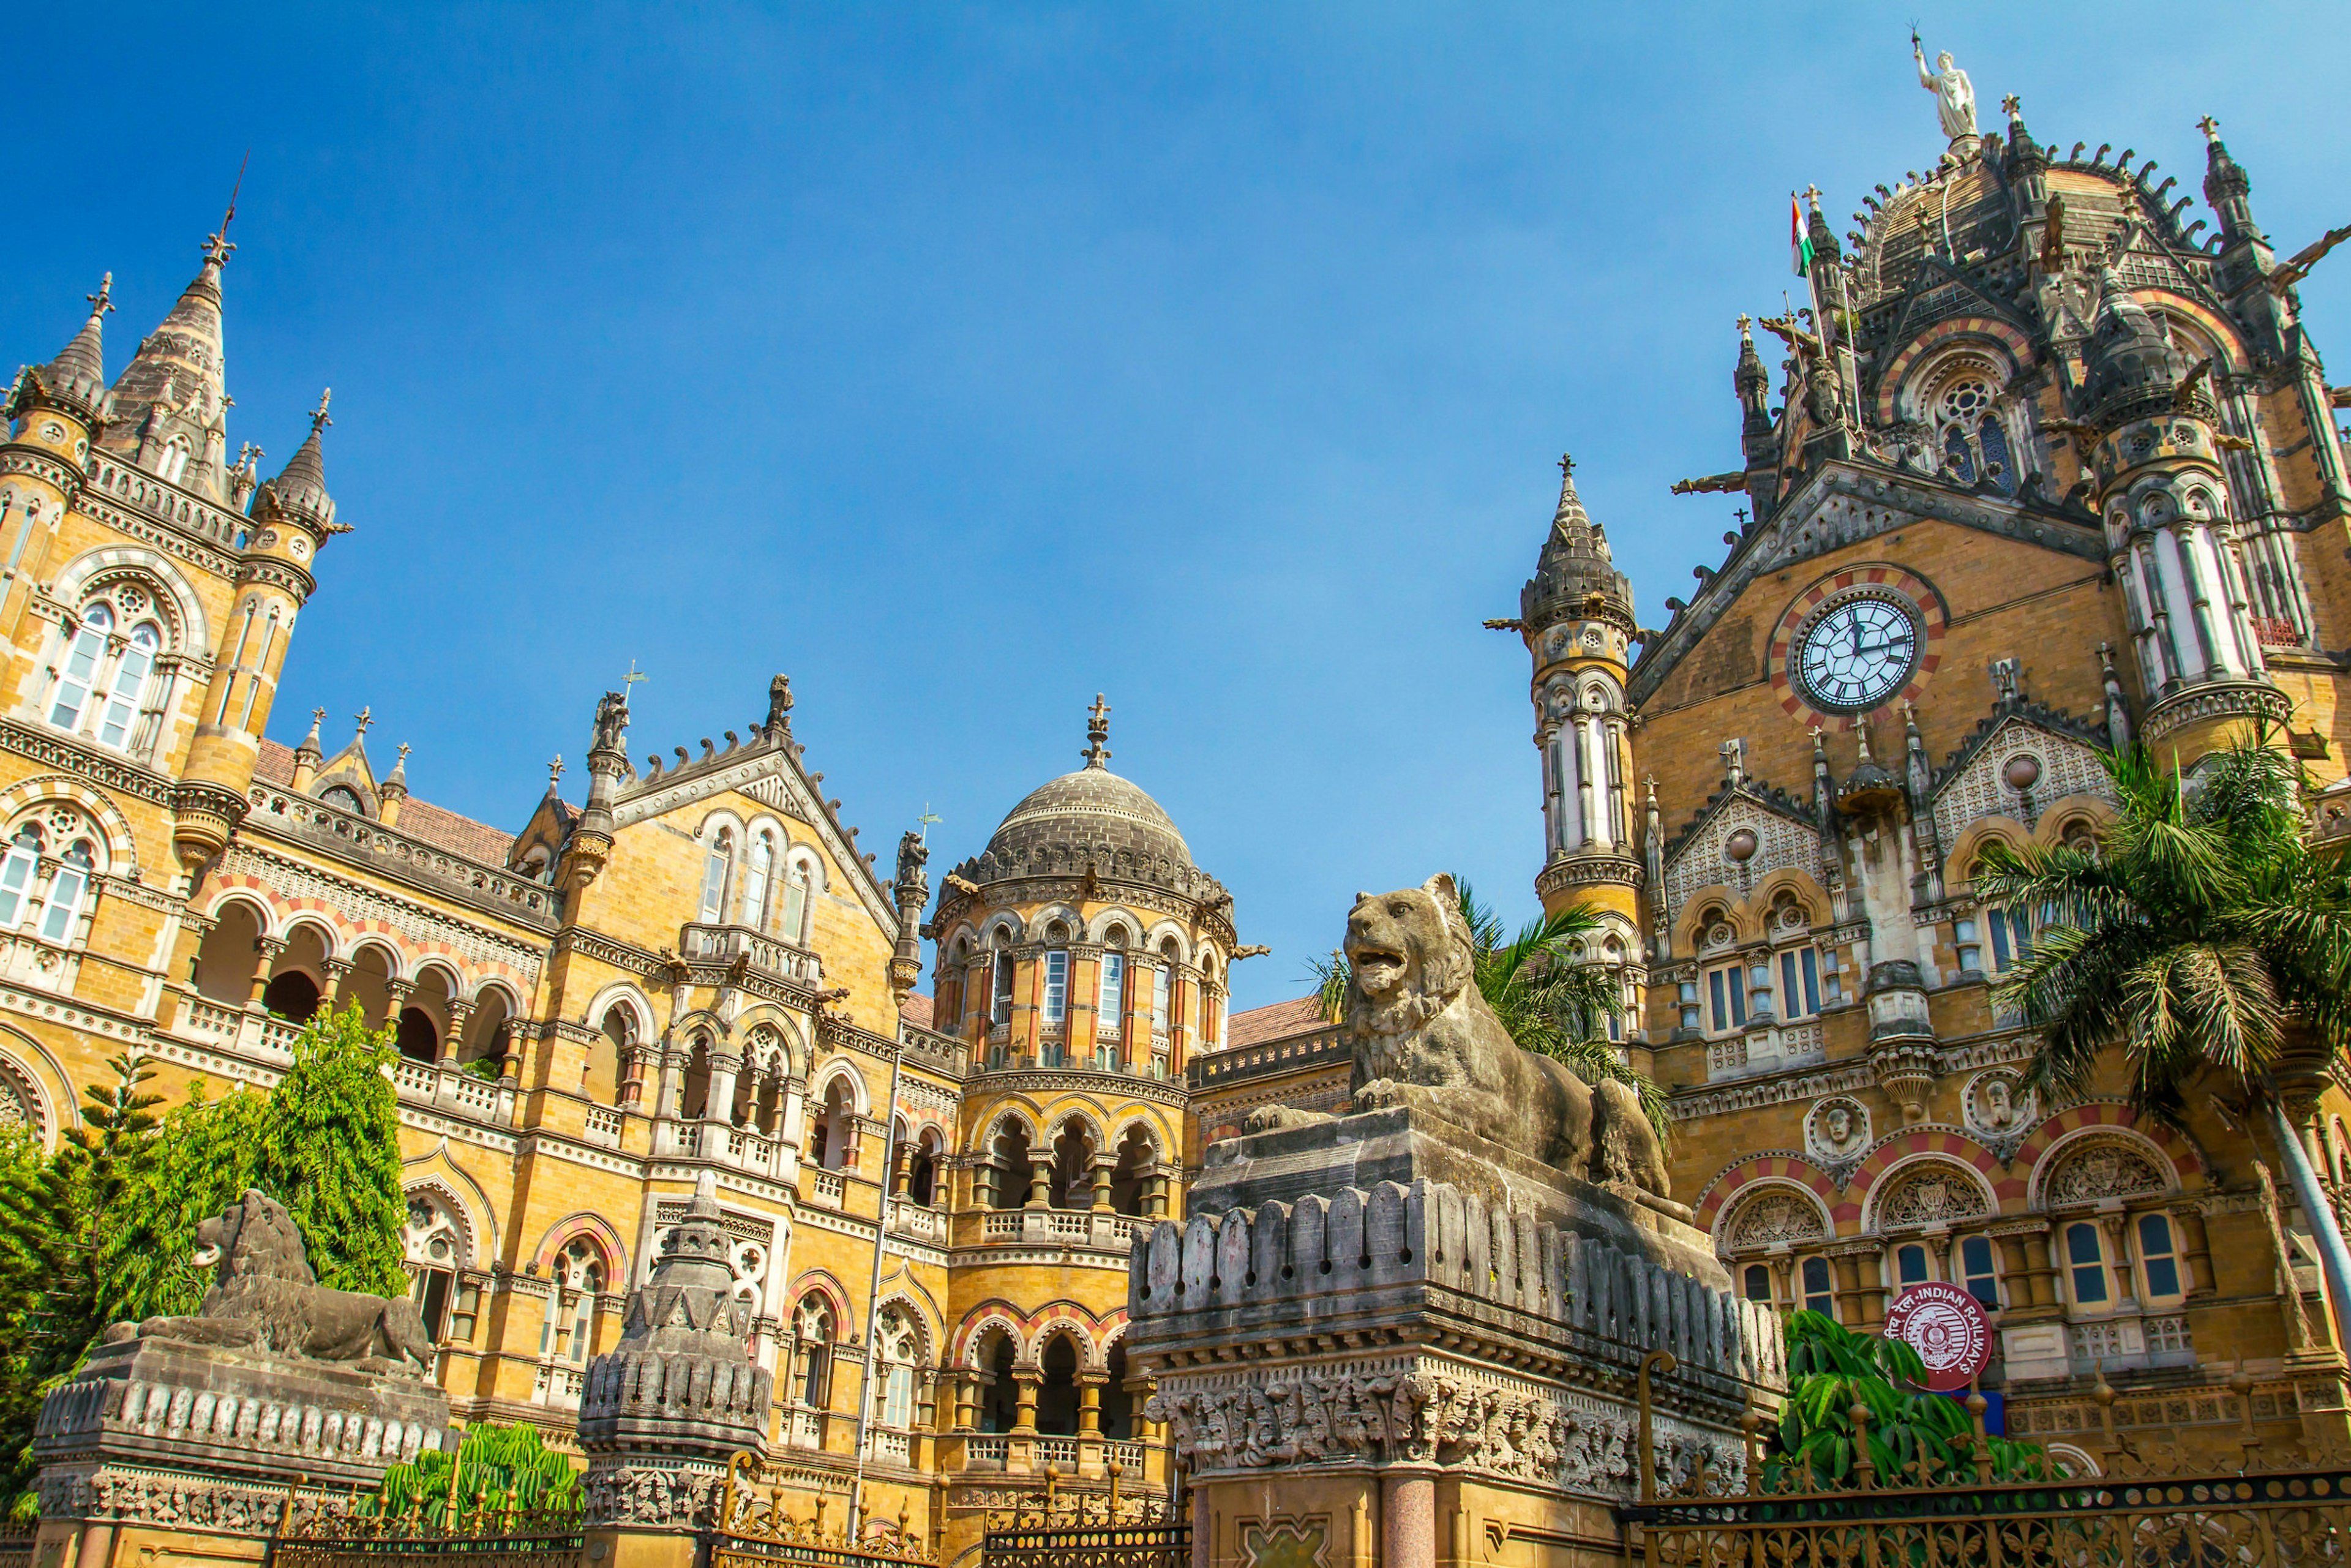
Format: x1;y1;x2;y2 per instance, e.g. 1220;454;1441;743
250;1003;408;1297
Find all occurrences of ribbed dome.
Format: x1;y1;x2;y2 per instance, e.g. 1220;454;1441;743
950;697;1228;906
986;765;1193;871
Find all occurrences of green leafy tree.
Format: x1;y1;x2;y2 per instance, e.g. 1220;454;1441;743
362;1423;582;1526
96;1079;268;1325
1973;734;2351;1348
1310;877;1668;1141
251;1003;409;1297
1770;1310;2041;1487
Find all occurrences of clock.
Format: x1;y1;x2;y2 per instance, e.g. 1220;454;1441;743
1796;593;1919;711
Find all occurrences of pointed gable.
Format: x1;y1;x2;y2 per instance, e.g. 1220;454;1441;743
1929;706;2115;853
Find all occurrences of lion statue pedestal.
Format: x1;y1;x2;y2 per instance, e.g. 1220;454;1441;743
31;1191;454;1568
1120;879;1785;1568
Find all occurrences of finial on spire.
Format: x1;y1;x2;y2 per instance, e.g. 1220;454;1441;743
1558;452;1575;477
1736;313;1753;337
204;151;249;269
88;274;114;320
307;388;332;433
549;754;564;790
1082;693;1112;768
353;705;372;739
1802;184;1821;211
2197;114;2221;143
2001;93;2022;120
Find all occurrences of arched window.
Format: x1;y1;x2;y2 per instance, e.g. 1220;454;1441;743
39;839;93;944
2138;1214;2183;1299
320;784;365;816
48;602;113;732
1742;1264;1772;1302
1800;1256;1834;1315
589;1004;634;1103
874;1307;920;1430
990;946;1014;1029
1040;923;1070;1065
741;834;774;928
909;1130;940;1207
781;860;812;945
1894;1242;1932;1288
795;1296;835;1408
699;830;733;923
544;1237;605;1365
94;623;160;754
1959;1235;2002;1308
1930;373;2014;495
157;435;192;484
2065;1222;2109;1307
0;827;42;929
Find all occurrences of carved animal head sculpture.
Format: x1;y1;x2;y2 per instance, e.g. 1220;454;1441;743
1343;873;1478;1043
193;1190;318;1289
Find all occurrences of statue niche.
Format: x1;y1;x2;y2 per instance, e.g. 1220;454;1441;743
1248;874;1672;1204
107;1188;437;1377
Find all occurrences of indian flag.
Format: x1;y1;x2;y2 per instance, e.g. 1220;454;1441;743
1791;192;1813;277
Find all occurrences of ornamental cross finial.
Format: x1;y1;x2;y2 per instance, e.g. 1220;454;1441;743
2197;114;2221;143
395;742;411;767
1736;312;1753;335
549;754;564;786
308;388;332;433
310;706;326;727
623;660;648;691
1083;693;1112;768
204;150;247;268
353;705;372;738
1733;506;1749;528
1558;452;1575;477
1803;183;1821;209
88;274;114;319
2001;93;2021;119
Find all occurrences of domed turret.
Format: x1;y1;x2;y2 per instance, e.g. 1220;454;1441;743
1520;456;1633;636
2080;265;2199;427
10;275;113;432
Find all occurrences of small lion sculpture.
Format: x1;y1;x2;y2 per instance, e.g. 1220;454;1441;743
108;1188;437;1376
1249;876;1673;1202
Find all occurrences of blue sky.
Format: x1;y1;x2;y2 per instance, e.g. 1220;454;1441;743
11;4;2349;1009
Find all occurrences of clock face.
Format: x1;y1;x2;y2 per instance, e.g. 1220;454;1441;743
1797;595;1919;711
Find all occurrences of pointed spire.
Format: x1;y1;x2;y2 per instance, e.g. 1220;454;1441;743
547;754;565;797
2200;116;2260;245
12;276;114;429
100;230;233;493
294;706;324;763
384;741;410;790
1082;694;1112;770
253;389;339;535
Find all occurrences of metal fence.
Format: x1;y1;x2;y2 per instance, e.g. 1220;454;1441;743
268;1509;583;1568
982;1525;1191;1568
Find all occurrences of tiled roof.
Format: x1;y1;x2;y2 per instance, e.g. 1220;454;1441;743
253;739;516;867
1221;995;1327;1051
900;993;934;1030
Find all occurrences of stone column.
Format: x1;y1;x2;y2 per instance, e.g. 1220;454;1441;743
1572;715;1597;846
1027;1156;1051;1209
1147;1172;1168;1220
1011;1371;1040;1435
705;1049;742;1127
1381;1471;1436;1568
442;1000;475;1064
953;1375;978;1433
890;1139;913;1198
1077;1374;1104;1434
2102;1214;2139;1308
320;957;352;1010
245;936;284;1007
2020;1226;2061;1310
2174;1204;2216;1297
383;978;414;1035
1090;1158;1114;1214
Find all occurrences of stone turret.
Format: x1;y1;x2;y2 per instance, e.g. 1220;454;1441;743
99;231;234;501
562;689;629;890
582;1169;773;1537
12;275;113;433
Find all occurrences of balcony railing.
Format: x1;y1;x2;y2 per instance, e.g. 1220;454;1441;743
977;1208;1146;1250
868;1428;912;1466
584;1106;624;1147
890;1199;943;1242
679;923;822;985
964;1436;1008;1468
809;1169;847;1207
1038;1438;1079;1470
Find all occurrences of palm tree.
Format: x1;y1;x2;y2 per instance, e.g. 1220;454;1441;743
1308;878;1668;1142
1973;733;2351;1350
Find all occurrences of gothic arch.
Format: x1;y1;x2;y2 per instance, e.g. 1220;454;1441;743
2029;1126;2180;1210
1862;1153;1999;1233
400;1145;498;1264
531;1212;629;1282
1030;1316;1098;1372
48;545;211;653
1713;1179;1834;1253
956;1307;1027;1368
810;1060;869;1117
0;776;141;882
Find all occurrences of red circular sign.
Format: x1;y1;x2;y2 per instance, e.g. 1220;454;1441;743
1883;1283;1990;1392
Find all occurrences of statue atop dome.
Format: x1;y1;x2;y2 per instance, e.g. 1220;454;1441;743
1912;31;1978;144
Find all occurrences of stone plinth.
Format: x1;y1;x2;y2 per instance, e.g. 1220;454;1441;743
1128;1109;1782;1568
32;1333;453;1567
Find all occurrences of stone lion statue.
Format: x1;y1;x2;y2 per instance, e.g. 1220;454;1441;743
1248;876;1672;1202
108;1189;437;1376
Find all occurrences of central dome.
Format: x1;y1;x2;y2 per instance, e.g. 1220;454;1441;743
985;765;1193;871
